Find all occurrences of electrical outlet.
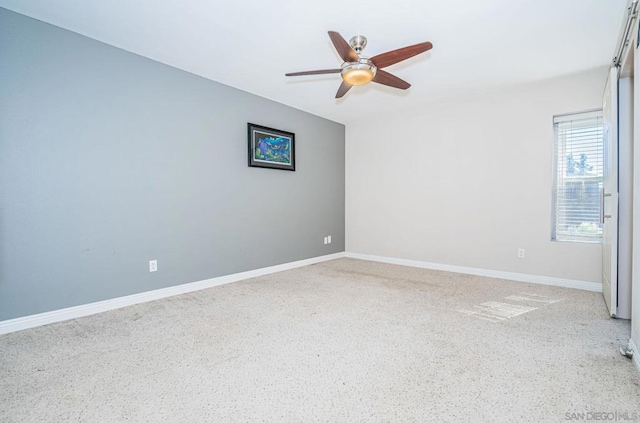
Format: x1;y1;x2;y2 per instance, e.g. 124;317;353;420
149;260;158;272
323;237;328;245
327;235;332;244
517;249;525;259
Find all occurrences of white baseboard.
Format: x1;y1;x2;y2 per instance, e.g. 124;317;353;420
630;338;640;377
0;252;346;336
345;252;602;292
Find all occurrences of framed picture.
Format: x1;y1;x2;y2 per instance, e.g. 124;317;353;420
247;123;295;171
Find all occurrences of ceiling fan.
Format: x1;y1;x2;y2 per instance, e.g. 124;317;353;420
285;31;433;98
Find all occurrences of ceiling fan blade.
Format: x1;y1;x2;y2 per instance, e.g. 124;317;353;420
370;42;433;69
328;31;359;63
335;81;352;98
285;69;342;77
372;70;411;90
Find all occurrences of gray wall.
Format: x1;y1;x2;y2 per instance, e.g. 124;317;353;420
0;8;345;321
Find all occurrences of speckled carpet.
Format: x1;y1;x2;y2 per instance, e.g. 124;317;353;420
1;258;638;422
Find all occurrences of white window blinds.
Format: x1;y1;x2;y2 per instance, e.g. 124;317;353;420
552;111;604;242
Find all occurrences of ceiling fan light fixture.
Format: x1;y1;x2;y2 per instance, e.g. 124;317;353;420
341;60;376;86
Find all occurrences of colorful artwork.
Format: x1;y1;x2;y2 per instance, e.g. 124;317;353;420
248;123;295;171
255;135;291;164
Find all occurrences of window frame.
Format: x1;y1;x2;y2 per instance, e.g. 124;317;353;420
551;109;604;244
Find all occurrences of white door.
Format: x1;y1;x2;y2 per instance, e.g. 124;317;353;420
602;66;619;317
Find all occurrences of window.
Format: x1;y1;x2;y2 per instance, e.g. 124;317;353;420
552;110;604;242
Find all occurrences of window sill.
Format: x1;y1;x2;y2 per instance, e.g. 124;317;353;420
551;238;602;244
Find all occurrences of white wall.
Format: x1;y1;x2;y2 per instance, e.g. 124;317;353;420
346;68;607;283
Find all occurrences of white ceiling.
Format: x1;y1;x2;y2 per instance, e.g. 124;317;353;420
0;0;628;124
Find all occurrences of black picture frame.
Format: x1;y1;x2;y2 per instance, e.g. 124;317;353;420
247;123;295;171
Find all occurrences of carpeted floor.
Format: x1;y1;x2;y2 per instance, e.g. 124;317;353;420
1;258;638;422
